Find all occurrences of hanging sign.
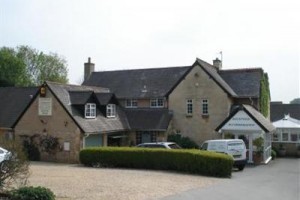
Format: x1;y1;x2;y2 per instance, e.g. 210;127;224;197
38;98;52;116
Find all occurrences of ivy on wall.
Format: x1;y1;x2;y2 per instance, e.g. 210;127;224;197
260;73;270;117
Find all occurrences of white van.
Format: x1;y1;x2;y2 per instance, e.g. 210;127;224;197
200;139;247;171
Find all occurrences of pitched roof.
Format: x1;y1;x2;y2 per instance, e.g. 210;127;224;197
83;66;191;98
83;58;266;100
273;115;300;128
46;81;130;133
270;103;300;121
219;68;263;97
195;58;237;97
0;87;38;128
125;108;172;131
216;104;275;133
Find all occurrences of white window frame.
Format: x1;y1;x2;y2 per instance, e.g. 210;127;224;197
150;98;164;108
186;99;193;115
125;99;138;108
107;104;116;118
202;99;209;115
85;103;96;119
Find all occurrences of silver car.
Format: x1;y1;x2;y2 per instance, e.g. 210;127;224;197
136;142;181;149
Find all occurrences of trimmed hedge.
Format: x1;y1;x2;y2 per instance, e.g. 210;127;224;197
80;147;233;178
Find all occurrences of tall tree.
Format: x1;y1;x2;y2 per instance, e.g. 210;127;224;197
0;47;31;86
0;46;68;87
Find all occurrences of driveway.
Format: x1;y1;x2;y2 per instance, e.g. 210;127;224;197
162;158;300;200
28;162;218;200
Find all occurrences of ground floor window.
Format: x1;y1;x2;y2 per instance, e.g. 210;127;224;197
272;129;300;143
136;131;158;144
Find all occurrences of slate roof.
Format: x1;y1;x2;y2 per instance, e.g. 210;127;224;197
219;68;263;97
216;104;275;133
83;66;191;98
83;58;264;99
125;108;172;131
270;103;300;121
196;58;237;97
46;81;130;133
0;87;38;128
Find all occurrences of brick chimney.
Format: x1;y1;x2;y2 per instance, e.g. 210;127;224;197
213;58;222;70
84;57;95;81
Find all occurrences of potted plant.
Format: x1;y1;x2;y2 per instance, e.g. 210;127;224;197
253;137;264;164
278;144;286;157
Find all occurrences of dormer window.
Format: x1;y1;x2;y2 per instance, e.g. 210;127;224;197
107;104;116;118
126;99;138;108
85;103;96;118
150;98;164;108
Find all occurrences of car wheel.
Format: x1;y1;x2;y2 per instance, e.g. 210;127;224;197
238;164;245;171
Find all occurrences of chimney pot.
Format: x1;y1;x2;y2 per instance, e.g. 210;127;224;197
213;58;222;70
84;57;95;82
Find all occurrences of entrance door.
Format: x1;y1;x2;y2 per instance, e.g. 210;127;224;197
141;132;151;143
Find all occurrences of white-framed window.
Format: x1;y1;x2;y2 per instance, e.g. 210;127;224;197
107;104;116;118
202;99;209;115
272;132;279;141
186;99;193;115
126;99;138;108
85;103;96;118
282;132;289;141
150;98;164;108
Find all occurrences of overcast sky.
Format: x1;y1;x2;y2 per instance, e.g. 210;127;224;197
1;0;299;103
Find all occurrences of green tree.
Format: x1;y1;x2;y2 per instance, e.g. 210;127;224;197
0;45;68;86
0;47;31;86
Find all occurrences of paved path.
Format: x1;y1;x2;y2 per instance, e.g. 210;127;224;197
161;158;300;200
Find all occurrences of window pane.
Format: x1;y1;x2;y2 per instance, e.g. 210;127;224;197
202;99;208;115
186;99;193;114
291;134;297;142
282;133;288;141
272;133;279;141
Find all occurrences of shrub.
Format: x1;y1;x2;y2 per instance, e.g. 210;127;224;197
80;147;233;178
167;134;199;149
10;186;55;200
0;139;29;192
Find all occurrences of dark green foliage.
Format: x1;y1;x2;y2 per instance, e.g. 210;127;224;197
0;45;68;87
10;186;55;200
271;149;277;160
260;73;270;117
80;147;233;178
0;47;30;86
167;134;199;149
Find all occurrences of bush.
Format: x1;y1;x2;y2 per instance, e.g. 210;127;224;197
10;186;55;200
167;134;199;149
80;147;233;178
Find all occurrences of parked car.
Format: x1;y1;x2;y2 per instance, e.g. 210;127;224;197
0;147;12;173
200;139;247;171
136;142;181;149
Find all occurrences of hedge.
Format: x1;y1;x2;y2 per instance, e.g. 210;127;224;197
80;147;233;178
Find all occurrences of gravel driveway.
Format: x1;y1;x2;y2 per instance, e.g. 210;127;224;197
28;162;219;200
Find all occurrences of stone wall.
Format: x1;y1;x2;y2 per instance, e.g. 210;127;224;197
14;87;82;163
169;65;233;145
